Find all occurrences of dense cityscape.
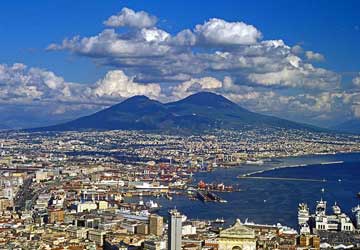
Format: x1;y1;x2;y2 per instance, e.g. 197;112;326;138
1;1;360;249
1;129;360;249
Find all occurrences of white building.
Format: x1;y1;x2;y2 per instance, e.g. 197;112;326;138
299;200;355;233
77;201;97;213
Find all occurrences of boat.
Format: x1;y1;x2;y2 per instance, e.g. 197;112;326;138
135;182;168;190
117;209;150;221
214;218;225;223
246;160;264;165
298;203;310;225
145;200;160;212
165;193;173;200
197;191;210;202
357;192;360;198
332;202;341;215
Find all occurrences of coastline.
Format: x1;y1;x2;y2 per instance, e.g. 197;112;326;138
156;152;360;228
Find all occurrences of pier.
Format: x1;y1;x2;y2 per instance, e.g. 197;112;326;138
196;190;227;202
238;176;326;182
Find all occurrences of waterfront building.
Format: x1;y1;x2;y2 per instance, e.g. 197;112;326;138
298;200;355;232
299;234;320;249
352;205;360;229
168;209;183;250
298;203;310;225
218;219;256;250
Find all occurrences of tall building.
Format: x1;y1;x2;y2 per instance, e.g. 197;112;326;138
149;214;163;236
48;208;64;224
168;209;182;250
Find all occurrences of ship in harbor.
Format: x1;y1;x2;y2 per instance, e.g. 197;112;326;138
197;180;235;192
298;203;310;226
214;218;225;223
298;199;356;233
245;159;264;165
352;205;360;229
116;208;150;221
196;190;227;203
134;182;168;190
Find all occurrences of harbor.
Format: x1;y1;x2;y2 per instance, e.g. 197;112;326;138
153;153;360;229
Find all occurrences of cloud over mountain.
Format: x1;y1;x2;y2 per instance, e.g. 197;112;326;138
1;7;359;128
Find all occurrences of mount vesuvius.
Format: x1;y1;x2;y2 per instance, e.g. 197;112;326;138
31;92;322;133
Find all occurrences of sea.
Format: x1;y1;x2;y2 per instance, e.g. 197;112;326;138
129;152;360;229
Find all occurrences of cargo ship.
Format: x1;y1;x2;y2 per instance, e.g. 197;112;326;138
196;191;226;203
116;209;150;221
207;191;227;203
197;191;210;202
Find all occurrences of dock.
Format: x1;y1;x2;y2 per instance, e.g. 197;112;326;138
238;176;326;182
196;191;227;202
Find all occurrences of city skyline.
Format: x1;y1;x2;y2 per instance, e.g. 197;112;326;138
2;2;360;249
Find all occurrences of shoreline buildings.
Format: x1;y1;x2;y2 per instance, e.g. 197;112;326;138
298;199;355;233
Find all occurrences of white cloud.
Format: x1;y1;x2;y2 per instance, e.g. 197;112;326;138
352;105;360;118
171;76;223;99
305;51;325;61
39;7;360;126
104;7;157;28
0;63;162;107
194;18;262;45
47;29;171;57
92;70;161;99
247;64;339;89
353;73;360;86
291;45;303;54
48;9;338;91
139;27;170;42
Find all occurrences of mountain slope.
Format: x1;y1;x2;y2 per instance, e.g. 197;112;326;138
332;119;360;134
42;96;170;131
32;92;324;133
0;124;10;130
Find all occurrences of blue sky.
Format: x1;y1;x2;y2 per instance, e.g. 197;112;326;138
0;0;359;128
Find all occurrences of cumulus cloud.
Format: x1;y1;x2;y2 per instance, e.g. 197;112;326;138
247;62;339;89
194;18;262;45
171;76;224;99
291;45;303;54
305;51;325;61
353;73;360;87
92;70;161;99
48;12;338;91
38;7;360;126
47;29;171;57
104;7;157;28
0;63;162;112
